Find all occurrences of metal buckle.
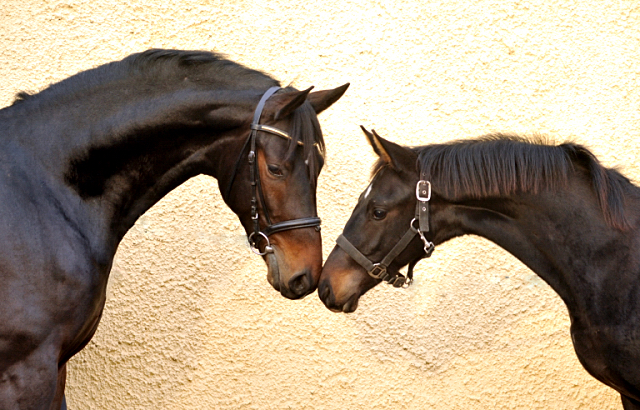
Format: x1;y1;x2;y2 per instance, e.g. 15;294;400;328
416;180;431;201
369;264;388;280
418;231;435;256
248;231;272;256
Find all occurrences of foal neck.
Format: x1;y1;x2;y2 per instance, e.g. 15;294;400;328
441;181;633;314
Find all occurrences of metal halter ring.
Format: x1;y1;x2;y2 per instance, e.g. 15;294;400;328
248;231;273;256
410;217;420;232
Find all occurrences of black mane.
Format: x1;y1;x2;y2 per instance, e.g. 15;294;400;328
11;49;279;108
5;49;325;196
412;134;629;229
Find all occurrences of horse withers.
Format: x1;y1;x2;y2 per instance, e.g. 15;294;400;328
0;49;347;410
319;127;640;409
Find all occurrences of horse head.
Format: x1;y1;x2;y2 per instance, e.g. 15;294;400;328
319;127;432;312
219;85;349;299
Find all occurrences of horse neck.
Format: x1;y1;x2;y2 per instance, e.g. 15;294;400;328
9;87;258;252
436;175;639;316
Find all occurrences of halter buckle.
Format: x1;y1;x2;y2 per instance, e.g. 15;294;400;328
416;180;431;201
369;264;388;280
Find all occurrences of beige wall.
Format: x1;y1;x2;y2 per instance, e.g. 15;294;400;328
2;1;639;408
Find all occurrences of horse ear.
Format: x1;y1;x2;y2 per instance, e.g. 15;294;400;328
361;126;417;174
307;83;350;115
361;126;390;162
271;87;314;121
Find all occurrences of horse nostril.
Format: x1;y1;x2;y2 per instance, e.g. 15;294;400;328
288;269;312;297
318;280;331;302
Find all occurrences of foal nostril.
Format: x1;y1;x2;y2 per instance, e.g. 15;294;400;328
288;269;312;297
318;280;331;302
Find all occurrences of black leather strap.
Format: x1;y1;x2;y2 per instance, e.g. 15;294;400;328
336;229;417;287
334;170;436;288
263;217;322;236
379;228;419;268
336;234;376;272
417;171;430;233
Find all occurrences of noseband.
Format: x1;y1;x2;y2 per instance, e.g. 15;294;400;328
225;87;322;256
336;174;435;288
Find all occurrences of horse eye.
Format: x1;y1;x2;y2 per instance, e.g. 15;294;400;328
372;209;387;220
267;164;284;177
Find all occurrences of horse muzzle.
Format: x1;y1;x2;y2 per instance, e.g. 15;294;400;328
265;245;317;300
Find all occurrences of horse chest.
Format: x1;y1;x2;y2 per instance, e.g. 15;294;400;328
571;323;640;397
0;182;111;345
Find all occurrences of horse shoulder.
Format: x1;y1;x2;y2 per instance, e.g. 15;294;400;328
0;157;111;366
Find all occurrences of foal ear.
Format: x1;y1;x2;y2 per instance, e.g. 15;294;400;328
271;87;314;121
307;83;350;115
361;126;417;174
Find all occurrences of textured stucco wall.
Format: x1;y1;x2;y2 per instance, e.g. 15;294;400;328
2;1;639;409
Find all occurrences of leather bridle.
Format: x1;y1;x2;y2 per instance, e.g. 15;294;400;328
335;171;435;288
225;86;322;256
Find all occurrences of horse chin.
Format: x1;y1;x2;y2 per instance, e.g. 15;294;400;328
319;281;361;313
324;294;360;313
340;293;360;313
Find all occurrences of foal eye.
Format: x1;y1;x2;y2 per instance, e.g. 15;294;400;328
267;164;284;177
372;209;387;220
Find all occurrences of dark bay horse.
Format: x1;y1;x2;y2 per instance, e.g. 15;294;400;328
0;49;348;409
319;128;640;409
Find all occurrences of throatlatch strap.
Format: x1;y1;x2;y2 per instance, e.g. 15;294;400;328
379;228;419;268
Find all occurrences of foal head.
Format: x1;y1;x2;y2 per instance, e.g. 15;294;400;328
319;127;632;312
319;128;428;312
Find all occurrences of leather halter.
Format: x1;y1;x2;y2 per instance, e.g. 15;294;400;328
336;171;435;288
225;87;321;255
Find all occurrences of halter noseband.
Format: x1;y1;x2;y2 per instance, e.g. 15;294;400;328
336;172;435;288
225;87;322;256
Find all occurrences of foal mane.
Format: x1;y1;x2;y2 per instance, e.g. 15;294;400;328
411;134;629;229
